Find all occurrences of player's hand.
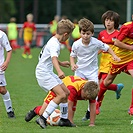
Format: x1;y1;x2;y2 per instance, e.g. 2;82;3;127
112;55;121;62
71;64;78;71
1;62;8;71
60;61;70;68
58;71;65;79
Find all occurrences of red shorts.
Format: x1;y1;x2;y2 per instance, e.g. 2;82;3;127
98;73;108;80
110;60;133;75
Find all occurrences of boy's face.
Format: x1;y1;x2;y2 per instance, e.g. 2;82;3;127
105;18;115;30
80;30;93;44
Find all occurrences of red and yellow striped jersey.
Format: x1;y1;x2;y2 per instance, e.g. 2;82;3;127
112;21;133;65
98;30;119;73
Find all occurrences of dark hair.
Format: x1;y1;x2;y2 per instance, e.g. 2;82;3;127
102;10;120;29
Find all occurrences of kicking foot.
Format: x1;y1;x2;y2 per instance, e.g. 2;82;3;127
25;109;36;122
36;116;47;129
116;83;124;99
58;118;76;127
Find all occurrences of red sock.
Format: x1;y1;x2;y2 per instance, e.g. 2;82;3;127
98;81;107;106
34;106;42;115
130;88;133;108
107;84;117;91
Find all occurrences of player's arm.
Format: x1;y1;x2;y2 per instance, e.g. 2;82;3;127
1;50;12;71
52;56;65;79
68;100;75;124
32;30;37;40
19;28;23;38
58;60;70;68
70;56;78;71
114;39;133;50
107;47;121;61
89;102;96;126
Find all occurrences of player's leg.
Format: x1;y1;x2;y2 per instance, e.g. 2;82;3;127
25;91;55;122
58;83;76;127
127;62;133;115
0;75;15;118
0;87;15;118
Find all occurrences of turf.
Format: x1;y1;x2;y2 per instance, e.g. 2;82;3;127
0;47;133;133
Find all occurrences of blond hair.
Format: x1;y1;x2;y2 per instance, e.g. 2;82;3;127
56;19;75;35
78;18;94;33
83;81;99;100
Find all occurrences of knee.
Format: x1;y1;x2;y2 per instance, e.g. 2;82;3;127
0;87;7;94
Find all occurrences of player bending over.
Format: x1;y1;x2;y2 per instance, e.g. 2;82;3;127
25;76;99;127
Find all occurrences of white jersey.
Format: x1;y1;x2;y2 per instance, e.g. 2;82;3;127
35;36;62;92
70;37;109;82
36;36;61;73
0;30;12;74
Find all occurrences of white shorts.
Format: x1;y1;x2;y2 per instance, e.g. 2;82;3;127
0;74;7;86
75;70;98;83
36;71;63;92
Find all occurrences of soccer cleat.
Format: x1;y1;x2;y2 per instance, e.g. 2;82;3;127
7;111;15;118
82;110;90;121
116;83;124;99
58;118;76;127
22;54;27;59
36;116;47;129
96;102;100;115
25;109;36;122
128;107;133;116
28;54;32;59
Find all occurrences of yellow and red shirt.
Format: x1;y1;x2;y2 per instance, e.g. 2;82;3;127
112;21;133;65
98;30;119;73
23;21;36;41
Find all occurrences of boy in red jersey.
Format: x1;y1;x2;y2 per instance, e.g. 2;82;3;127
100;14;133;115
19;13;36;59
25;76;99;127
95;11;124;115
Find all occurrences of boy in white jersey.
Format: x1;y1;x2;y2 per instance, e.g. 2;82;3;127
35;19;75;129
70;18;120;124
0;30;15;118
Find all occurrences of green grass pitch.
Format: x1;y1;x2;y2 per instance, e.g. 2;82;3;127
0;47;133;133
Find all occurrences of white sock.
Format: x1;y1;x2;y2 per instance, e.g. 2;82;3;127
87;101;90;112
59;103;68;119
42;100;58;119
2;91;13;112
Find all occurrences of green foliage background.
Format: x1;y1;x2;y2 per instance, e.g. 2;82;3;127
0;0;129;24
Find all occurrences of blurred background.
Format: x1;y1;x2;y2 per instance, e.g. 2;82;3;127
0;0;133;47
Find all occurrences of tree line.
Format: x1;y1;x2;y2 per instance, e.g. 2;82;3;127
0;0;130;24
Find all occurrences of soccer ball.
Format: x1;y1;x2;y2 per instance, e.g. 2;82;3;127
47;109;61;126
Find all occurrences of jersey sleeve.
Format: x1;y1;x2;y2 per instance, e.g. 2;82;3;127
2;32;12;51
117;25;129;41
67;86;77;102
70;43;77;57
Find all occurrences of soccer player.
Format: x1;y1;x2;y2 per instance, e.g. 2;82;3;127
7;17;20;52
35;19;75;129
96;10;124;115
99;14;133;115
25;76;99;127
19;13;36;59
70;18;121;121
0;30;15;118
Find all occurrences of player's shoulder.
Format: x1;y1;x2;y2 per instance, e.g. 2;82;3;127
0;30;6;38
73;38;82;45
